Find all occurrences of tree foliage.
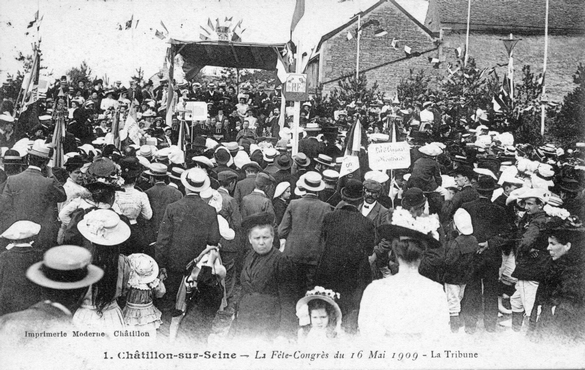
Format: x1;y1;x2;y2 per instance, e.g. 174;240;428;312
547;63;585;147
438;57;499;116
66;61;93;86
396;68;433;105
333;72;381;107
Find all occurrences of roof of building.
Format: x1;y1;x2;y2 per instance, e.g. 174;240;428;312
315;0;438;53
426;0;585;35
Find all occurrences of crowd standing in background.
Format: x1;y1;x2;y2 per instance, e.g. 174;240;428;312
0;74;584;349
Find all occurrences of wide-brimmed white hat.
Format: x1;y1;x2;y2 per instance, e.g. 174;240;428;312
77;209;131;246
127;253;159;289
518;188;550;204
181;167;211;193
454;208;473;235
192;155;214;169
273;182;291;199
296;286;342;328
1;220;41;241
262;147;279;163
364;170;389;184
419;143;442;157
298;171;325;192
473;167;497;180
27;245;104;289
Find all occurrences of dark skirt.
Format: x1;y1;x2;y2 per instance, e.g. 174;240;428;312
232;293;280;339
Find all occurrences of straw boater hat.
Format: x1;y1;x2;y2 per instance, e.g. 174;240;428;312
298;171;326;192
26;245;104;289
77;209;131;246
127;253;159;290
293;153;311;168
181;167;211;193
304;122;321;132
28;140;53;158
144;162;170;177
192;155;214;169
314;154;335;167
296;286;342;328
322;169;340;183
169;166;185;180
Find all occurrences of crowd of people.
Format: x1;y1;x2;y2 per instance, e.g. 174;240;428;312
0;74;584;352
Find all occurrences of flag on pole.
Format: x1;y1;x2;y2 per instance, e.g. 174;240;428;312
178;119;186;152
111;109;121;149
339;118;362;178
276;53;289;84
390;38;398;49
27;11;39;28
290;0;305;34
23;48;41;107
125;15;133;30
51;109;66;168
231;32;241;42
160;21;169;34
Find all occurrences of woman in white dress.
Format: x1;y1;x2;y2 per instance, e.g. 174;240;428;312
73;209;132;333
359;223;450;339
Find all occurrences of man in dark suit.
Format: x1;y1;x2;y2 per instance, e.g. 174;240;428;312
298;123;325;160
144;163;183;246
278;172;332;295
314;179;375;334
234;161;261;206
358;179;392;229
441;165;478;223
240;173;275;219
461;177;512;333
156;168;221;307
216;171;242;312
0;141;66;250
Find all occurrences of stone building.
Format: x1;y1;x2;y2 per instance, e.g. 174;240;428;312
425;0;585;102
306;0;441;96
307;0;585;102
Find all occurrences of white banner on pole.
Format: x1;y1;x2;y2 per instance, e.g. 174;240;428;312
184;101;208;121
368;142;411;170
339;155;360;177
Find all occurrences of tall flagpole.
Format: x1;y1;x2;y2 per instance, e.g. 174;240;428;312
356;13;361;79
464;0;471;66
292;39;302;156
540;0;549;137
165;45;175;129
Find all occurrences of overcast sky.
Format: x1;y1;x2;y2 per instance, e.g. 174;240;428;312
0;0;428;84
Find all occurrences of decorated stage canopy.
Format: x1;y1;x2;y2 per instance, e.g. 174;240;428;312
170;39;287;80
